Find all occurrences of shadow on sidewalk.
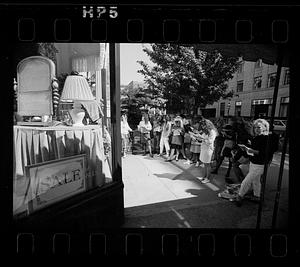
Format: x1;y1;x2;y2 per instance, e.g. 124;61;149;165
122;153;288;229
122;194;265;228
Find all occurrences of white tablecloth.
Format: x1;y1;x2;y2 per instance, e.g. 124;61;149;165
13;125;112;215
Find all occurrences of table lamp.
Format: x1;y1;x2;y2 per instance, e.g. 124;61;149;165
60;75;95;126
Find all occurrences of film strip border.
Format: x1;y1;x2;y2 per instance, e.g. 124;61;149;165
2;5;293;43
15;230;289;256
3;4;297;258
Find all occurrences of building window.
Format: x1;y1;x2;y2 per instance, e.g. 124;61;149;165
251;99;273;118
220;102;225;117
279;97;289;118
253;76;262;90
268;73;277;87
283;69;290;85
235;101;242;116
237;81;243;92
237;61;244;73
254;59;262;68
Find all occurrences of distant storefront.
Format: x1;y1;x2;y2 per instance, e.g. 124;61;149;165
251;98;273;118
204;60;289;119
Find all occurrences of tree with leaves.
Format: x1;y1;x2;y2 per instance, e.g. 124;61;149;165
38;43;58;65
121;84;159;129
138;44;239;114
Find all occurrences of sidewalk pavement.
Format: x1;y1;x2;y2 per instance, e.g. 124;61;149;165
121;152;289;229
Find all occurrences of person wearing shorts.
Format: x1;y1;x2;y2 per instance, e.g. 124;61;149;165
138;113;153;157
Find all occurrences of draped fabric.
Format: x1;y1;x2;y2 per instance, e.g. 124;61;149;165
71;44;108;72
80;100;104;123
72;55;101;72
13;125;112;215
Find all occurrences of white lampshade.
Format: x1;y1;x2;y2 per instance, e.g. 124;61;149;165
60;75;94;126
60;75;94;101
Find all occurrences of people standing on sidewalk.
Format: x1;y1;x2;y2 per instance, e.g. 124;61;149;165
210;118;225;171
183;117;192;160
121;113;133;157
184;116;202;166
166;116;185;161
196;118;218;184
211;132;225;169
159;115;172;157
180;114;189;159
152;114;162;155
211;123;235;183
231;118;253;183
138;112;153;157
230;118;272;206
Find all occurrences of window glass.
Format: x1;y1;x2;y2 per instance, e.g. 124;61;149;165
254;59;262;68
268;73;276;87
237;61;244;73
237;81;243;92
284;69;290;85
253;76;262;89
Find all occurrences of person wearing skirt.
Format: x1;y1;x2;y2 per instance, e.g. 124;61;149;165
191;138;202;166
197;119;218;183
166;116;184;161
184;117;202;166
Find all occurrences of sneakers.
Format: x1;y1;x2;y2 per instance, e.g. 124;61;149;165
229;195;243;207
195;162;200;167
201;178;210;184
196;177;205;181
184;160;192;165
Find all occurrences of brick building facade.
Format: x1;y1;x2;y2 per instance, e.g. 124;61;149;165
202;59;289;119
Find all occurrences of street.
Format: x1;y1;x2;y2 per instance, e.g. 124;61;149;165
121;152;288;228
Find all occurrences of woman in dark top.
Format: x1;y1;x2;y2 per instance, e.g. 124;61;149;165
230;119;270;206
211;124;235;181
231;120;253;183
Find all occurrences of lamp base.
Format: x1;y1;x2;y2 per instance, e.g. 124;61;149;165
70;108;85;126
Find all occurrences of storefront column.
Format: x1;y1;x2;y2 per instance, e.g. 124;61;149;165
101;69;107;127
109;43;122;182
95;70;102;102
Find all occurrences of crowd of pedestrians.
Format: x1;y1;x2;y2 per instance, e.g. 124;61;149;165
121;111;279;207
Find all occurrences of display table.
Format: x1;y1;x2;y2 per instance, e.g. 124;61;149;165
13;125;112;215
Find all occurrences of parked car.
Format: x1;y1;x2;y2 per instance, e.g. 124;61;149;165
266;119;286;133
272;120;287;133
